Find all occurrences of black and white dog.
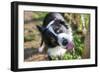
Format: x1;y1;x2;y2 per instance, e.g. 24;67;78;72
37;13;74;60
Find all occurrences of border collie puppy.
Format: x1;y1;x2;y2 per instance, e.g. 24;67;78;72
37;12;74;60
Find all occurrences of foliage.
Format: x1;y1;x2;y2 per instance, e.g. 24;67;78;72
32;12;48;21
24;34;36;42
62;14;90;60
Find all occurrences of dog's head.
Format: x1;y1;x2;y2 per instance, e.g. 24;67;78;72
37;13;74;51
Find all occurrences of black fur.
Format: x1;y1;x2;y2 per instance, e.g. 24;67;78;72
37;13;69;48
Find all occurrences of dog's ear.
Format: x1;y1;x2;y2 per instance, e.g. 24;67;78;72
36;25;44;33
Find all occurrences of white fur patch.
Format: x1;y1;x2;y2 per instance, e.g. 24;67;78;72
47;46;67;57
46;19;56;28
57;33;73;48
38;44;45;53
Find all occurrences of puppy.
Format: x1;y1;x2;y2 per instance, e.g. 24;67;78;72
37;12;74;60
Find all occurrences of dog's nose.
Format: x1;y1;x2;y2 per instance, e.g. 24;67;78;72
62;39;68;46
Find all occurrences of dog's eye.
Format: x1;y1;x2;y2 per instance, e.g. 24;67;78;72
60;21;65;24
56;30;60;33
56;30;63;33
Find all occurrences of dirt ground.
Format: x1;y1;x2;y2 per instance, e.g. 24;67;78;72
24;12;49;62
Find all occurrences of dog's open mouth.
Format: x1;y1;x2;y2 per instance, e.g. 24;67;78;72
66;42;74;50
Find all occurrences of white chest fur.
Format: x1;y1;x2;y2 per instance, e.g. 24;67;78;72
47;46;67;57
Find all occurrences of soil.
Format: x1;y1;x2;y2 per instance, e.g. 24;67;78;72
24;12;48;61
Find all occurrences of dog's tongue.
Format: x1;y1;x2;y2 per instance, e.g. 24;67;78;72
66;42;74;50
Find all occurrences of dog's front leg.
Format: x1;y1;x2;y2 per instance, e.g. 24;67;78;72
38;42;45;53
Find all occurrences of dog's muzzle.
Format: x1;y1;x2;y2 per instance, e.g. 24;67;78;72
57;33;74;50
